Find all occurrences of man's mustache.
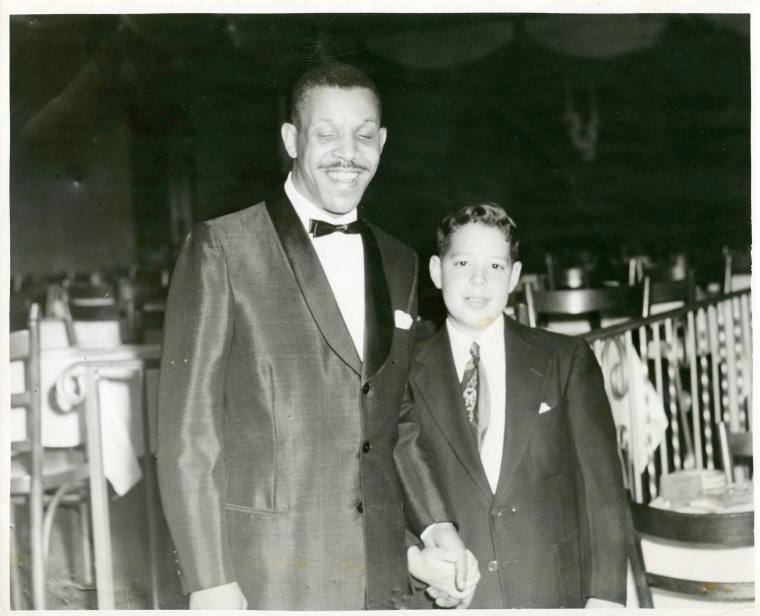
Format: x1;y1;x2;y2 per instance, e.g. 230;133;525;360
321;162;369;172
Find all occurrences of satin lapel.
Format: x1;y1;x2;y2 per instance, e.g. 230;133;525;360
361;224;393;381
265;196;361;375
414;328;492;504
494;318;549;502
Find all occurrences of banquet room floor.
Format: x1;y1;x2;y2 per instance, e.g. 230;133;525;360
13;461;186;609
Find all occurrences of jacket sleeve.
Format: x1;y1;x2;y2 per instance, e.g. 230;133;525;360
156;222;235;594
566;338;628;605
393;254;455;537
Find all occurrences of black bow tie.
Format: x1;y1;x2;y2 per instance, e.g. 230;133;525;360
309;218;366;238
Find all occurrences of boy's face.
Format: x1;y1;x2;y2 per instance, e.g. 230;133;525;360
430;223;521;339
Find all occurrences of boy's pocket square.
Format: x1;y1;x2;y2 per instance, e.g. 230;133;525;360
394;310;413;330
538;402;553;414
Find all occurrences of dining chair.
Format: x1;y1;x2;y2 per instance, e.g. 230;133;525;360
717;422;753;483
10;304;91;609
722;247;751;294
628;502;755;605
523;282;644;332
642;270;696;317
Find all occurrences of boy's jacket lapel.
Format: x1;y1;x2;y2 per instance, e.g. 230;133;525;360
413;327;493;504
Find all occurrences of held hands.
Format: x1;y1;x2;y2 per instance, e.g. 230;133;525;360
189;581;248;610
408;522;480;608
408;545;480;608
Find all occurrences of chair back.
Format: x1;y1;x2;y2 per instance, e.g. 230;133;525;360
642;270;696;317
9;304;46;608
525;283;643;330
629;502;754;603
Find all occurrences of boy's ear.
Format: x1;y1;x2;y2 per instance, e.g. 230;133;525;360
429;255;443;290
281;122;298;159
508;261;522;294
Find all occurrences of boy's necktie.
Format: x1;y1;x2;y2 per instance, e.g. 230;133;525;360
461;342;490;450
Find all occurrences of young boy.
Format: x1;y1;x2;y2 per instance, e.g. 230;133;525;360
400;203;628;608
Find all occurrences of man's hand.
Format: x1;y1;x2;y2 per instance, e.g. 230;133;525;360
189;581;248;609
422;522;471;592
408;545;480;604
423;549;479;609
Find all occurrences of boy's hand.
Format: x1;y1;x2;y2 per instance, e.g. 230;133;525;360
427;585;476;609
422;522;470;591
407;545;480;603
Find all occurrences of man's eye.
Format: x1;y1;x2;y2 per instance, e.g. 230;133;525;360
319;133;336;139
357;134;374;141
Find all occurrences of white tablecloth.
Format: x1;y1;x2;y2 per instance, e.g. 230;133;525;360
10;319;160;496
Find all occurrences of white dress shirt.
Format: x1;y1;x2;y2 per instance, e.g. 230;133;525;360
446;314;506;493
284;173;366;359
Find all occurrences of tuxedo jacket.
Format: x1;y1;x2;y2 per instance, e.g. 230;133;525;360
156;194;451;610
401;317;627;608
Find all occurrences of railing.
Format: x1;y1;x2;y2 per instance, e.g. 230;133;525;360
53;345;161;609
584;291;752;504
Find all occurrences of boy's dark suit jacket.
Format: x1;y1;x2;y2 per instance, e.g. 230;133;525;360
398;317;627;608
156;194;451;610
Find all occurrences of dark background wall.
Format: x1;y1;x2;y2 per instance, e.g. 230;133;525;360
10;14;750;277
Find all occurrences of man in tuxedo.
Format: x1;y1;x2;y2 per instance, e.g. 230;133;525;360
156;63;473;610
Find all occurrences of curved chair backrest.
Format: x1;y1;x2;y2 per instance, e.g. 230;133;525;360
629;502;754;604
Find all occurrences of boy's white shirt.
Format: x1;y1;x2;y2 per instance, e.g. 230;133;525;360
445;313;506;493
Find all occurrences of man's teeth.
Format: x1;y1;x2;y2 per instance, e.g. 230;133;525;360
326;169;360;182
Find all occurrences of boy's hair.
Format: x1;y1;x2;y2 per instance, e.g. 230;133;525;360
290;62;382;127
436;202;519;260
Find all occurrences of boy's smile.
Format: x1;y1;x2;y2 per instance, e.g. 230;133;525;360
430;222;521;339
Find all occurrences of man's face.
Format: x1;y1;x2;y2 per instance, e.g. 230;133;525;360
281;86;387;217
430;223;521;339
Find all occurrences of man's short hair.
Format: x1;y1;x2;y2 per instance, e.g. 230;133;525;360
436;202;520;260
290;62;382;126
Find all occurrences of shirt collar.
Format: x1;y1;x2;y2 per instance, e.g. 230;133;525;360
446;313;504;371
284;172;358;233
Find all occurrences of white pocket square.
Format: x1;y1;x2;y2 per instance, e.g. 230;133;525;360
394;310;414;330
538;402;553;415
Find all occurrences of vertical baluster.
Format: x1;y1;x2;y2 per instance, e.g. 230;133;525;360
652;321;668;476
708;304;723;432
717;301;731;424
739;292;752;430
625;330;643;501
664;318;682;469
686;310;703;469
722;298;740;431
696;308;714;469
732;296;748;430
638;324;657;498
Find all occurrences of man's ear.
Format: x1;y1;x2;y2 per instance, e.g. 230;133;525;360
429;255;442;290
281;123;298;159
508;261;522;294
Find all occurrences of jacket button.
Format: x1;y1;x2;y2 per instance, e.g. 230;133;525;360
487;560;499;572
494;509;504;517
356;501;364;514
362;441;371;453
362;383;371;394
510;505;518;513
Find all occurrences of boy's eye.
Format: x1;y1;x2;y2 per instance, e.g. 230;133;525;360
491;263;506;271
454;260;468;267
357;133;374;141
